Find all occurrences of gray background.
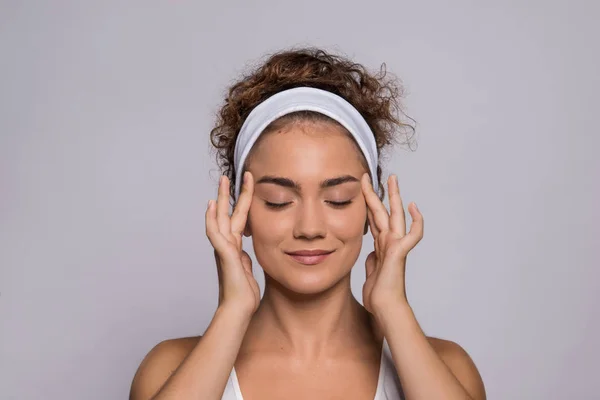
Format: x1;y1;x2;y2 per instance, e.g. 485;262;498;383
1;1;598;399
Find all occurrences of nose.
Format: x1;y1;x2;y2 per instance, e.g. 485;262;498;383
292;198;327;240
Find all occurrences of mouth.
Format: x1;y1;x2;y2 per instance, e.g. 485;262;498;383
285;250;335;265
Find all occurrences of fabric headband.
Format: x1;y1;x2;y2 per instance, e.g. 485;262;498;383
233;86;379;199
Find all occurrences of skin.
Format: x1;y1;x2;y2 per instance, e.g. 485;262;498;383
129;120;486;400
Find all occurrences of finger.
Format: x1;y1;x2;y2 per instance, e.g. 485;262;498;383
388;174;406;235
366;206;379;238
205;199;229;251
231;171;254;237
366;207;381;255
404;202;424;250
217;175;232;236
361;173;390;233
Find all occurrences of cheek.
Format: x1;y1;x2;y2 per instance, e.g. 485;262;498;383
248;206;290;244
327;204;367;239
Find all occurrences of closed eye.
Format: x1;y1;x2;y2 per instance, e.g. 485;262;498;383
265;201;291;209
328;200;352;208
264;200;352;209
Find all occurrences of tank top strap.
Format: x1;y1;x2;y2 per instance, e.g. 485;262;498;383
222;368;243;400
375;337;405;400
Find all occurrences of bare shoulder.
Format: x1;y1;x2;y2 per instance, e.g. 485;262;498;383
426;336;486;400
129;336;202;400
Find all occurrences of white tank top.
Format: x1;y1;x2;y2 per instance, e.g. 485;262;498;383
221;339;405;399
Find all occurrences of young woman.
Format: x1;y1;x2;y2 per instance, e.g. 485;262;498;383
129;48;486;400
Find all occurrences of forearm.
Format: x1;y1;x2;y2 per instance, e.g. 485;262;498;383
152;306;251;400
377;303;473;400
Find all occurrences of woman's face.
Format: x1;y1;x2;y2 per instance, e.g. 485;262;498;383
244;120;369;295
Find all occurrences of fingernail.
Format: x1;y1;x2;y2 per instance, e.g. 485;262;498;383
207;199;212;209
243;171;248;184
414;202;419;211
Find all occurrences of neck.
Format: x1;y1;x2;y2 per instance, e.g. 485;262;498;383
242;272;375;360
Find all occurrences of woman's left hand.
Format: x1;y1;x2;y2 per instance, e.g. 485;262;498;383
361;173;424;319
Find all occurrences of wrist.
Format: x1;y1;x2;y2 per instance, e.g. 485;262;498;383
372;300;414;332
215;303;255;326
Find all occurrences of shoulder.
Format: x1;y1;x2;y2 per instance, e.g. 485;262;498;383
129;336;202;400
426;337;486;400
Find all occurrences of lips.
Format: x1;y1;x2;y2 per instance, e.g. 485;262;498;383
286;249;334;265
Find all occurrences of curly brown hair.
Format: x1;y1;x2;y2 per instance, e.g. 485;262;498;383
209;46;416;204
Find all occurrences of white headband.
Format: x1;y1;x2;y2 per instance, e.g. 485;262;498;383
233;87;379;198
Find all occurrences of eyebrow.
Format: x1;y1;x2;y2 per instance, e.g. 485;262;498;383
256;174;359;192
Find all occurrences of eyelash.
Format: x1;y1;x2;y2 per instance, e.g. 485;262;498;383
265;200;353;209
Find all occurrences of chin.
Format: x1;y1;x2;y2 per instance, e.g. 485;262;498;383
281;275;338;295
262;253;351;296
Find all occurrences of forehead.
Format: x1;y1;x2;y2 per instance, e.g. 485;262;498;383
246;121;367;177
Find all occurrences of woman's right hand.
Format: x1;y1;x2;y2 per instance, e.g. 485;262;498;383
205;172;260;318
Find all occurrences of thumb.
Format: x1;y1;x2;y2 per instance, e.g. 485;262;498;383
365;251;376;278
240;250;253;275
